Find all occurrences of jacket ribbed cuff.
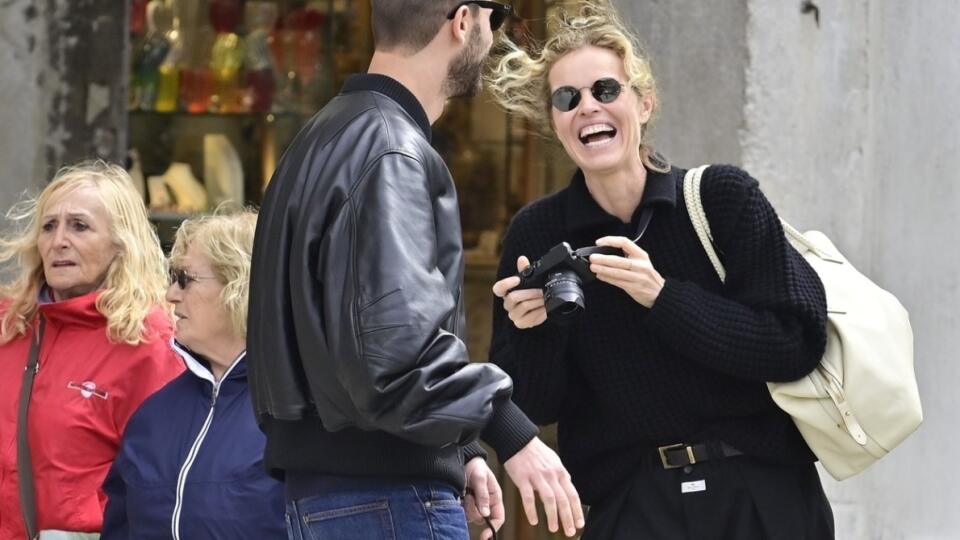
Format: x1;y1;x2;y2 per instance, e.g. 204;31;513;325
480;399;538;461
462;440;488;462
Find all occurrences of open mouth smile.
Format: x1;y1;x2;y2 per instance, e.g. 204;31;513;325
578;123;618;148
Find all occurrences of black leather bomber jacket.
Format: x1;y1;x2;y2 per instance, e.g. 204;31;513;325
247;75;536;484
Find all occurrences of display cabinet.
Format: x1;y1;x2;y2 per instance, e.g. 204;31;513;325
127;0;371;247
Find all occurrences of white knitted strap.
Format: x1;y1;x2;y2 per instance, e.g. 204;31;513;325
779;218;838;262
682;165;727;282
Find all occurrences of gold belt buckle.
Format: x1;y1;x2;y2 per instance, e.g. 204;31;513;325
658;443;696;469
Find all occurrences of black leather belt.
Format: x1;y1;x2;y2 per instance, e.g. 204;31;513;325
656;442;743;469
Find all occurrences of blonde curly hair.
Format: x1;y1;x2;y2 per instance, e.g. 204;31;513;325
0;160;168;345
168;209;257;339
488;0;658;141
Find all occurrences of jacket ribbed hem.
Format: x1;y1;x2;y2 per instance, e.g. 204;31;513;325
262;417;467;491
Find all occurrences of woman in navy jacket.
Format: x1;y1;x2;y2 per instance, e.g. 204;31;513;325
101;210;284;539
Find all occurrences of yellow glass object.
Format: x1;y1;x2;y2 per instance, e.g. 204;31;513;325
155;64;180;112
210;32;246;112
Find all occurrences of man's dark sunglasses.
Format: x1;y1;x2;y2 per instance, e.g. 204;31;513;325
551;77;624;112
446;1;512;32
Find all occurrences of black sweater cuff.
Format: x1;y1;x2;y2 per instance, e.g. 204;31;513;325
646;278;694;335
481;399;538;461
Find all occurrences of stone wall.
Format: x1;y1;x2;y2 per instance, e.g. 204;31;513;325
614;0;748;167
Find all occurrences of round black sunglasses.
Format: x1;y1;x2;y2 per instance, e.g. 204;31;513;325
446;1;513;32
551;77;623;112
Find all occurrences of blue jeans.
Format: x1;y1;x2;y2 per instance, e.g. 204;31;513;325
284;476;469;540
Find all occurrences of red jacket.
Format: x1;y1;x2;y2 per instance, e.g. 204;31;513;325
0;291;183;538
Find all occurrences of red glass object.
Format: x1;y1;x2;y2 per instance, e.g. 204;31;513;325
209;0;242;33
180;68;214;113
294;30;320;85
130;0;149;36
246;69;276;113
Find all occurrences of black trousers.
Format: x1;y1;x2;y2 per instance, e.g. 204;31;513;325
581;454;834;540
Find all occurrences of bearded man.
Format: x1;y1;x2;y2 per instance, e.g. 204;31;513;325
247;2;584;539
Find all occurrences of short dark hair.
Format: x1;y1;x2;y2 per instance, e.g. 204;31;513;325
371;0;470;52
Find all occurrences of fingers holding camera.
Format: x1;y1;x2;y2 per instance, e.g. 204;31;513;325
492;256;548;329
505;289;548;328
492;274;521;299
491;255;533;298
590;236;665;308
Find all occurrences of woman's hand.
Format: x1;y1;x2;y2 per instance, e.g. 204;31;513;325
589;236;665;308
492;256;548;329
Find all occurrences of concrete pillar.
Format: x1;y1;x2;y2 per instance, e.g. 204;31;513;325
0;0;127;203
43;0;129;178
0;0;127;279
0;1;48;207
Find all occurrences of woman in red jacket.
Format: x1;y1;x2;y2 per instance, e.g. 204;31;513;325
0;161;183;539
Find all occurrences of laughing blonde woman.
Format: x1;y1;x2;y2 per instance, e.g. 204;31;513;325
487;2;833;538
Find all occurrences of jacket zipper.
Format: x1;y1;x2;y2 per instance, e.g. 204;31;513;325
170;381;221;540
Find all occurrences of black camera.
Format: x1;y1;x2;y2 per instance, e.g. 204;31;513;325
514;242;621;321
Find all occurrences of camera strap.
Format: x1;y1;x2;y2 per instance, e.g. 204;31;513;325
574;206;656;257
629;206;656;243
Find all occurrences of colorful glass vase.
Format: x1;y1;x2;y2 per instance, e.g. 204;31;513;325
243;2;279;113
131;0;171;110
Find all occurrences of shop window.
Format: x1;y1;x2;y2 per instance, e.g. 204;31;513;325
128;0;371;247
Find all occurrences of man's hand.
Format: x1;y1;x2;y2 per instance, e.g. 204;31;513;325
503;438;585;537
463;457;505;540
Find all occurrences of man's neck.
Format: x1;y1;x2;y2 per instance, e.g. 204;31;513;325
367;50;447;124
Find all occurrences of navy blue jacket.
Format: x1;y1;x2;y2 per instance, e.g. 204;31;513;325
102;342;285;539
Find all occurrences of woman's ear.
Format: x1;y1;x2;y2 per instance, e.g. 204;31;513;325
637;93;654;124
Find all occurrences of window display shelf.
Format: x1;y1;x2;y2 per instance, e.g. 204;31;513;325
130;110;306;120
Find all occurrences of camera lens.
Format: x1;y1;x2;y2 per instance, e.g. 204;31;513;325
543;270;585;320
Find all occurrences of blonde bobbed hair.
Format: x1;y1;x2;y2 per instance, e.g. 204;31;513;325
168;209;257;340
0;160;168;345
488;1;659;142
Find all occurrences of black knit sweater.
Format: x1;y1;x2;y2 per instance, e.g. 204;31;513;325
489;164;828;505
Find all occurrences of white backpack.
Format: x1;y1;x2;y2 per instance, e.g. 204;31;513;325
683;165;922;480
